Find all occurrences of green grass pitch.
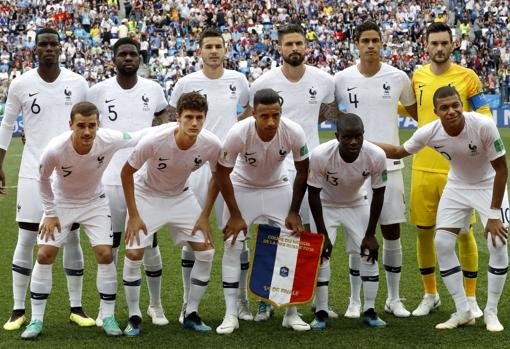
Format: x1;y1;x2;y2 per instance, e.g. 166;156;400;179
0;129;510;348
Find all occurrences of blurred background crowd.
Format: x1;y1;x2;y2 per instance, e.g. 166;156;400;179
1;0;510;104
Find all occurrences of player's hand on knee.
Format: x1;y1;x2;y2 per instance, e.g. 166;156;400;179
193;214;214;247
321;235;333;263
0;168;5;195
39;216;61;242
285;211;303;236
361;235;379;264
223;214;247;245
485;219;508;246
125;215;147;247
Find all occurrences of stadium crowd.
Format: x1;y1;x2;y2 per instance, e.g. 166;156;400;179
1;0;510;103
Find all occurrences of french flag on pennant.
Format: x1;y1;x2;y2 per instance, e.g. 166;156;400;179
249;224;324;308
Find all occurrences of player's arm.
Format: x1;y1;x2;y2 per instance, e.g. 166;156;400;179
373;142;411;159
287;158;309;235
308;185;333;260
38;148;61;242
404;103;418;121
361;186;385;264
486;155;509;246
319;100;343;123
121;162;147;246
0;85;22;193
467;72;491;116
0;149;6;194
237;104;253;121
152;107;172;126
214;163;247;245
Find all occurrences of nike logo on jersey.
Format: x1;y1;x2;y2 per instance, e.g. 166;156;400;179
159;157;169;161
418;84;425;89
245;152;256;156
29;92;39;97
326;171;337;175
433;145;444;149
347;87;357;91
105;99;116;103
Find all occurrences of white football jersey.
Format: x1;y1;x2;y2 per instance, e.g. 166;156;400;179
308;140;387;207
87;76;168;186
0;68;88;179
404;112;506;189
334;63;415;170
128;123;222;197
38;128;147;216
169;69;250;139
219;117;309;189
249;65;335;152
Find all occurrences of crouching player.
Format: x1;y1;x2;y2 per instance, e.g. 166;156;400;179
120;92;220;335
377;86;509;332
308;114;387;329
21;102;150;339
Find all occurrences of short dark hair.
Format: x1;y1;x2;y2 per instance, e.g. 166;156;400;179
426;22;452;43
176;92;208;115
70;102;99;121
277;23;305;42
35;27;60;45
113;37;140;56
355;21;381;42
336;113;364;134
199;27;225;48
253;88;283;109
432;86;461;107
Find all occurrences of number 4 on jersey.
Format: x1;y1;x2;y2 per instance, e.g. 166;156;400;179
349;93;359;108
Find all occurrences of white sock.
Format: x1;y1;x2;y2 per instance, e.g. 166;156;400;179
63;228;84;308
181;245;195;304
435;230;469;313
144;245;163;307
486;234;508;312
239;244;250;301
349;254;361;304
111;232;122;266
97;262;117;318
186;249;214;315
315;260;330;313
222;240;243;316
122;257;143;318
12;228;37;310
30;262;53;321
360;256;379;311
383;238;402;302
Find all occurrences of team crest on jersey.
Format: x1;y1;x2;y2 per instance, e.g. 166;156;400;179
278;148;288;161
64;87;72;105
229;84;237;99
382;82;391;99
142;95;150;111
97;155;105;167
308;87;318;104
468;141;479;156
193;156;203;169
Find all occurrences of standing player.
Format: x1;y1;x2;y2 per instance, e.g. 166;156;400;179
0;28;93;330
215;88;310;334
120;92;220;335
334;21;416;318
21;102;149;339
378;86;508;332
308;114;387;329
87;37;169;327
407;22;491;317
249;23;339;320
167;28;251;323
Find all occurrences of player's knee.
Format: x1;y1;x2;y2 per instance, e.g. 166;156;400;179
381;223;400;239
37;247;58;264
434;230;456;253
112;232;121;248
487;235;509;265
126;248;144;261
223;239;244;256
17;229;37;248
194;249;215;263
94;246;113;264
417;225;435;230
143;246;162;267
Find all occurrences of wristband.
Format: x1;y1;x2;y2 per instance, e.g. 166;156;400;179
488;208;501;220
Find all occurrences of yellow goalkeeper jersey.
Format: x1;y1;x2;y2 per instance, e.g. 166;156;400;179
412;63;491;173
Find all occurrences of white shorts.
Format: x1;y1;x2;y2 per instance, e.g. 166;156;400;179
365;169;405;225
127;188;207;249
16;177;44;223
38;195;112;248
221;184;292;241
288;167;310;224
104;184;126;233
189;165;225;224
310;201;369;255
437;186;510;230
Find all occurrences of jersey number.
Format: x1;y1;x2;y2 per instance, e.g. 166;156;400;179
31;98;41;114
440;151;451;160
157;162;167;170
326;174;338;186
348;93;359;109
108;105;118;121
500;208;510;224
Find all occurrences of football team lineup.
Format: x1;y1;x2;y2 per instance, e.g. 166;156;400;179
0;19;509;345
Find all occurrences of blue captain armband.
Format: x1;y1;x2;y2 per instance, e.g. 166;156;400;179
469;92;489;110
